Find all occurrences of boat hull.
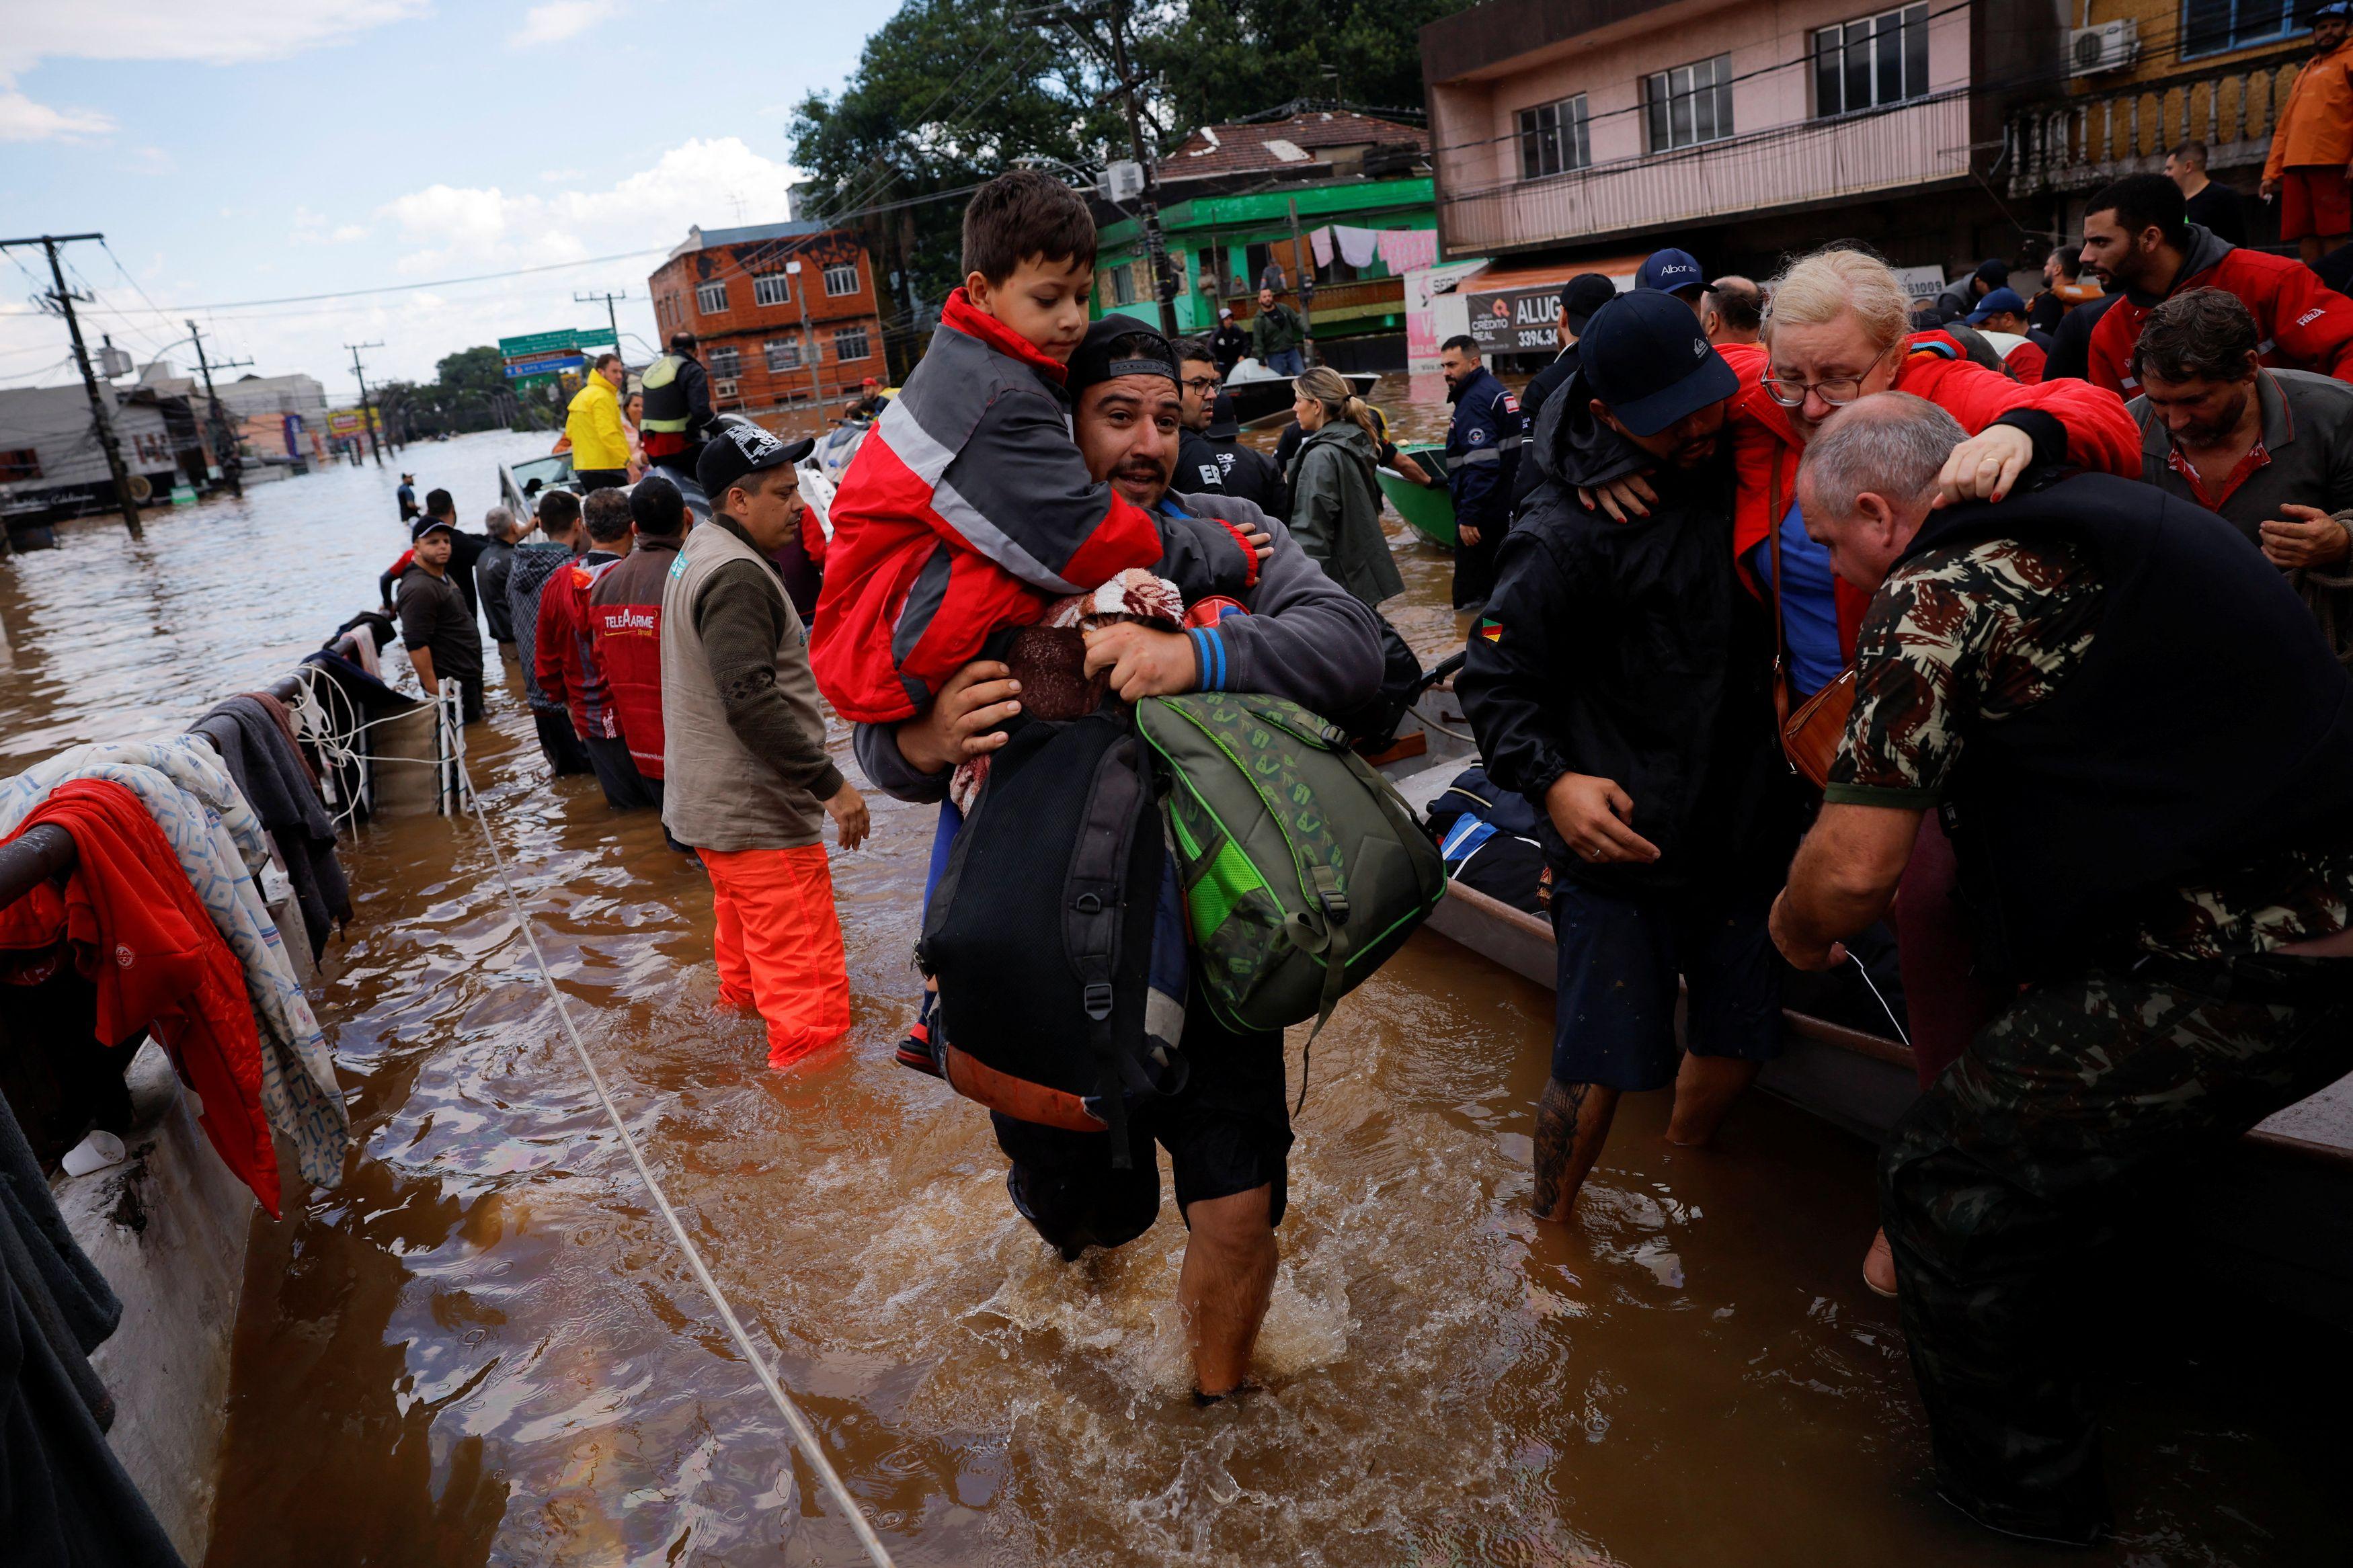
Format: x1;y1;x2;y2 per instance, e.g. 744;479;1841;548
1380;444;1455;548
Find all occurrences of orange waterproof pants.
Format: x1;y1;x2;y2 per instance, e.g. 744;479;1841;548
701;843;850;1069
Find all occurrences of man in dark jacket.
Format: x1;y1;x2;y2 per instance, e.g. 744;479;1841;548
1460;290;1796;1224
475;505;521;652
1934;258;2011;325
537;487;649;810
396;515;487;723
1513;273;1618;514
853;327;1381;1402
510;489;593;776
1210;307;1249;376
1251;287;1309;376
1175;341;1284;511
1773;390;2353;1546
639;331;715;482
1439;334;1523;607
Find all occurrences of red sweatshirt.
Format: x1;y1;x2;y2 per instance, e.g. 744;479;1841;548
0;780;279;1214
1723;334;2142;657
534;552;624;741
2088;235;2353;395
586;538;676;778
810;288;1165;724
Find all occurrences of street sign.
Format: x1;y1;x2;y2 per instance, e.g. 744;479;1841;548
503;353;585;380
498;327;610;359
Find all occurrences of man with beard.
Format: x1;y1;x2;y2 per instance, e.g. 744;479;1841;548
1439;333;1524;608
2128;287;2353;649
1175;339;1286;511
1459;289;1798;1223
851;318;1382;1401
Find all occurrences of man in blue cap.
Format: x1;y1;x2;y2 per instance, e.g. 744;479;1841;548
1459;288;1802;1223
1438;332;1525;607
1637;247;1707;311
1964;286;2051;380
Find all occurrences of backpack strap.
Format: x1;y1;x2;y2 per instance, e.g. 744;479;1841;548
1284;862;1353;1112
1066;732;1151;1167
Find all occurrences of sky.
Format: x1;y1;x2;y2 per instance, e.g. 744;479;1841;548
0;1;902;403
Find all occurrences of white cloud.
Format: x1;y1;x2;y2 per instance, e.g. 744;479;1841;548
378;136;800;275
0;87;112;141
0;1;430;141
509;1;617;47
331;224;370;243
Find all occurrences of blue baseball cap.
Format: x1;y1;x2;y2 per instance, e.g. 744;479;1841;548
1579;289;1738;437
1966;286;2029;323
1636;248;1706;298
2319;3;2348;18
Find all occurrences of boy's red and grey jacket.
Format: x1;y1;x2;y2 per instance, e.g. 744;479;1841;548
809;287;1165;724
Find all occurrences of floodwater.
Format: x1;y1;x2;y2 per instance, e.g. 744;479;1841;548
1;401;2347;1567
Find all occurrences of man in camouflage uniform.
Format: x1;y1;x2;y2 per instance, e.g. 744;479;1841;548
1768;392;2353;1544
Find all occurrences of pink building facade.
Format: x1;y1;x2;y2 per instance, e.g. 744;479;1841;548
1421;0;2061;310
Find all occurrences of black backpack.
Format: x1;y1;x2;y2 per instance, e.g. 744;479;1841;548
918;711;1188;1164
1425;766;1550;915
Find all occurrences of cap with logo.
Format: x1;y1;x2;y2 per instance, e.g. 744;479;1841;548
1966;286;2029;324
1635;248;1706;298
411;515;454;541
1068;316;1178;394
1558;272;1622;336
1579;289;1739;437
696;421;815;498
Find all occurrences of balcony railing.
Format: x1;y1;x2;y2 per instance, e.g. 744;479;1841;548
2005;49;2304;196
1437;91;1971;255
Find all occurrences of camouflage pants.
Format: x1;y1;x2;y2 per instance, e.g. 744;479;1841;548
1879;956;2353;1541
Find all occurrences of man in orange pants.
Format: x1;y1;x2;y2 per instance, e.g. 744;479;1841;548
660;423;869;1067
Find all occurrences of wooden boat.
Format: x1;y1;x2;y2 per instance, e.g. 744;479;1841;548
1377;683;2353;1331
1379;443;1455;548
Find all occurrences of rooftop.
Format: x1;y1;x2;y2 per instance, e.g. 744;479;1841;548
1158;108;1427;183
668;219;827;259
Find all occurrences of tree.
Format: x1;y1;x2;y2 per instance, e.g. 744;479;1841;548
1135;0;1461;131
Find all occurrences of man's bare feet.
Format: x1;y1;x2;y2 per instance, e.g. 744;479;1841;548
1863;1227;1899;1298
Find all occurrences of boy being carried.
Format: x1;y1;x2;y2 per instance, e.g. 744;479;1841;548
810;170;1167;726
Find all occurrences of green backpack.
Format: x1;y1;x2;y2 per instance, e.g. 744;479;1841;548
1134;692;1447;1095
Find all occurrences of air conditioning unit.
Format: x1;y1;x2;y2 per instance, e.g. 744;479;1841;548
2068;18;2138;76
712;378;738;400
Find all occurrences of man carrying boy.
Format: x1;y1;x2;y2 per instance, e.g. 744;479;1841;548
664;424;869;1069
811;169;1165;729
536;487;653;810
1458;290;1798;1223
852;319;1384;1399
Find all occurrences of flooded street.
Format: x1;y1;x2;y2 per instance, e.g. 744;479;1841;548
3;405;2348;1567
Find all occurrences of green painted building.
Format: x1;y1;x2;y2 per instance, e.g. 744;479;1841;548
1094;176;1437;367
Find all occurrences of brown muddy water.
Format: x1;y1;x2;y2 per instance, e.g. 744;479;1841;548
1;397;2346;1567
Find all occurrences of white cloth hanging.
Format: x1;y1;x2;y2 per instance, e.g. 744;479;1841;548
1333;224;1380;270
1308;226;1334;270
1375;229;1439;276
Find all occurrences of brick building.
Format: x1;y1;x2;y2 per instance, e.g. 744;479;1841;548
647;220;886;434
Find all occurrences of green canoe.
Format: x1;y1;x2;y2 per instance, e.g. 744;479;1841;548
1378;443;1455;548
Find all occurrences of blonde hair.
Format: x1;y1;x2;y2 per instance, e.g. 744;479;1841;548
1763;246;1912;356
1295;365;1382;444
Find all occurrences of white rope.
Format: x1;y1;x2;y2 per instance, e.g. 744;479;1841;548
441;706;900;1568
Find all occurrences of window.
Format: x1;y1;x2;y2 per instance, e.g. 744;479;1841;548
1645;54;1734;151
0;448;38;482
766;337;803;372
696;280;728;314
1518;95;1592;179
1109;263;1135;305
833;325;872;362
707;345;740;377
823;261;860;296
1244;242;1273;292
1814;5;1929;117
712;378;738;402
753;272;791;307
2182;0;2299;57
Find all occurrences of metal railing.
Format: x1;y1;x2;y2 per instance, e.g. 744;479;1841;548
1437;90;1972;255
2005;48;2305;196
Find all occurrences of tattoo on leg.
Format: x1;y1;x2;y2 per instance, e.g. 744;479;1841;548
1532;1078;1591;1216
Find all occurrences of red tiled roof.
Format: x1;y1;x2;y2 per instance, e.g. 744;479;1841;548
1158;110;1427;180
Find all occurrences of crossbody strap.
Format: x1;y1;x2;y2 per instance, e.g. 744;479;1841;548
1767;445;1792;732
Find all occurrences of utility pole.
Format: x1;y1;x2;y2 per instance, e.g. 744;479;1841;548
1287;197;1317;366
186;319;251;500
1101;0;1181;337
787;261;825;432
345;341;385;468
0;233;143;540
574;290;626;361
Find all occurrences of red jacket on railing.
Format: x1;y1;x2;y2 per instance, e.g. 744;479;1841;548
586;537;678;778
0;780;279;1215
1720;335;2142;658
